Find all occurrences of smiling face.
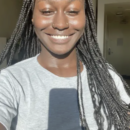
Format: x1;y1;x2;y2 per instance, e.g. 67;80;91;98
33;0;86;56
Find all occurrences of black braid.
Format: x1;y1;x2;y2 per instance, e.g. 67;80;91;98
0;0;40;65
76;49;90;130
77;0;130;129
0;0;130;129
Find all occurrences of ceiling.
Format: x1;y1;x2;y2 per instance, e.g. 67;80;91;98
105;2;130;18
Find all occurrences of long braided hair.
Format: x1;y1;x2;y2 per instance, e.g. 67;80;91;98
0;0;130;129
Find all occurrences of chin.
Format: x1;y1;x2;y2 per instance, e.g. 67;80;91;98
50;48;75;58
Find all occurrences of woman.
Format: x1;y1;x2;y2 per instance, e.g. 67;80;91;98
0;0;130;130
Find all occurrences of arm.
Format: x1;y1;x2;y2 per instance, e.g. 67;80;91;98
0;70;17;130
108;69;130;128
0;123;6;130
109;69;130;104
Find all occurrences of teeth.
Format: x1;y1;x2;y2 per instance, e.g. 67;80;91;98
51;35;69;39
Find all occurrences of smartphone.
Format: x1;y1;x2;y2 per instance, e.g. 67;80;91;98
48;88;81;130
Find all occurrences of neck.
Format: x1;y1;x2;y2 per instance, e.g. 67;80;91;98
38;47;77;69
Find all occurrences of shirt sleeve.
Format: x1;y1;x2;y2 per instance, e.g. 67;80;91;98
109;69;130;104
0;69;17;130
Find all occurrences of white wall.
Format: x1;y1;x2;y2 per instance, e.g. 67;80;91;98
0;0;22;38
97;0;130;54
106;16;130;75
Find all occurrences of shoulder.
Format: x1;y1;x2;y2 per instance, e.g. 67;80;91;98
108;67;130;104
0;55;38;80
9;55;37;70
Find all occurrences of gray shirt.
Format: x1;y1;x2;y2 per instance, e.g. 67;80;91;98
0;55;129;130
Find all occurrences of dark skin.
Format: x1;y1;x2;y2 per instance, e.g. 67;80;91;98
0;1;85;129
0;1;130;130
0;123;6;130
33;0;86;77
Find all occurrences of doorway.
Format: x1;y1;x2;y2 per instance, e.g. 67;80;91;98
104;2;130;85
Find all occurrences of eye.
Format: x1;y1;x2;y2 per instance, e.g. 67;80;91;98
66;11;79;16
40;10;55;16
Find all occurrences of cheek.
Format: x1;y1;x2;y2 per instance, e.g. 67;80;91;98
69;13;86;31
33;11;52;29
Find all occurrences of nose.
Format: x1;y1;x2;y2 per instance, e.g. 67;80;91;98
52;12;69;30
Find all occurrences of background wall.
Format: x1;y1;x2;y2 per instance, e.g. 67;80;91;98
0;0;22;38
97;0;130;54
0;37;7;70
92;0;96;14
106;15;130;75
0;0;22;69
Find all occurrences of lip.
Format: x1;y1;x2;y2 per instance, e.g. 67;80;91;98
45;33;75;44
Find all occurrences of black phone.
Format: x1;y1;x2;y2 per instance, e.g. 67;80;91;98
48;88;81;130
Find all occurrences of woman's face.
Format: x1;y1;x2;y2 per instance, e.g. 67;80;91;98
33;0;86;55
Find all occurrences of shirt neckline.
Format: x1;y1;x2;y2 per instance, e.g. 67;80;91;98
34;54;86;80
